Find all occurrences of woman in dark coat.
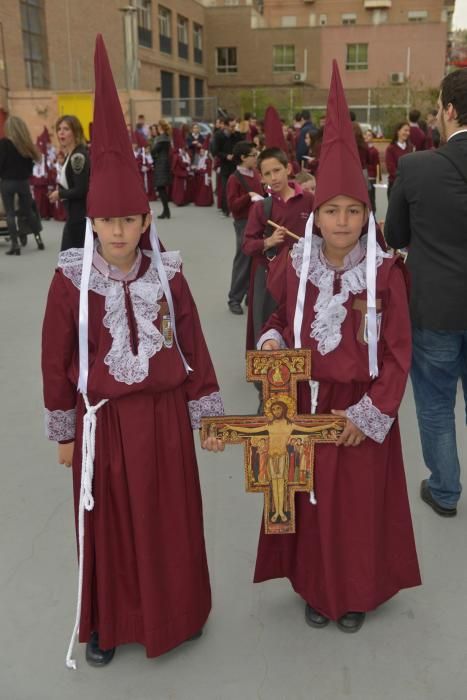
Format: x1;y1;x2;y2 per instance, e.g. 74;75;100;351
0;116;43;255
151;119;172;219
49;115;90;250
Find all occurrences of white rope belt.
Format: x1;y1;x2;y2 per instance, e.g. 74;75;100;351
66;395;108;670
309;380;319;506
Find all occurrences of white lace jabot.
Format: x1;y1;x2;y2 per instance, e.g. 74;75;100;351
291;236;391;356
58;248;182;385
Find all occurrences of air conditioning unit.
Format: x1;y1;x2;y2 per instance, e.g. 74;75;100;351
390;71;405;84
293;72;306;83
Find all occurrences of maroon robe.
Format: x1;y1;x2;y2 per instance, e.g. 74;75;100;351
193;156;213;206
385;143;413;186
42;249;223;657
171;151;192;206
255;242;421;619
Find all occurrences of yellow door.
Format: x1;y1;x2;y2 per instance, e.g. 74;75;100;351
57;94;93;140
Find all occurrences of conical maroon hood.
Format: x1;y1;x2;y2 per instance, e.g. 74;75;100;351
264;105;288;153
313;60;370;210
87;34;149;217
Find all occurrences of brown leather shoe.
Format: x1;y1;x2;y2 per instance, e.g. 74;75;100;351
420;480;457;517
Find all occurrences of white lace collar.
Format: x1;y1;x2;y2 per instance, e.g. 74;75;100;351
291;236;391;355
58;248;182;385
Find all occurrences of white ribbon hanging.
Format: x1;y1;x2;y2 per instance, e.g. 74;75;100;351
77;218;95;394
366;213;379;378
293;212;314;350
308;379;320;505
149;221;193;374
65;395;108;669
292;211;317;504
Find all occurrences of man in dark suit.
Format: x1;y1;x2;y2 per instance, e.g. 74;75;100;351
385;68;467;518
211;115;242;216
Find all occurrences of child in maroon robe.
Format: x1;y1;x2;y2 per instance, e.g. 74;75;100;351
193;149;213;206
242;147;314;351
41;35;224;670
255;61;420;633
171;147;192;206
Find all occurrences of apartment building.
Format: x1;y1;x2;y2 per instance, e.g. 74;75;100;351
205;0;454;120
0;0;454;138
0;0;208;138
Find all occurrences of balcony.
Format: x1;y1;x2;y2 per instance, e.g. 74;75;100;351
364;0;392;8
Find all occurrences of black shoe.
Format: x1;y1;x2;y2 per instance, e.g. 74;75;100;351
85;631;115;667
34;234;45;250
5;247;20;256
420;479;457;517
228;301;243;315
336;611;365;633
157;212;171;219
187;628;203;642
305;604;329;629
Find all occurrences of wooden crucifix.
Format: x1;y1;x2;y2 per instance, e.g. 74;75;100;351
201;349;345;535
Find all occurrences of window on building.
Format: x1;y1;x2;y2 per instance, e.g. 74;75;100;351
159;5;172;53
179;74;190;116
224;0;239;5
372;9;388;25
194;78;204;118
273;45;295;72
193;23;203;64
346;44;368;71
161;70;173;116
408;10;428;22
20;0;49;88
281;16;297;28
177;15;188;59
216;47;237;74
342;13;357;25
319;14;327;26
136;1;152;48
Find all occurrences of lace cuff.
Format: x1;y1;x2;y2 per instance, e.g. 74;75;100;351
44;408;76;442
346;394;394;444
257;329;287;350
188;391;224;430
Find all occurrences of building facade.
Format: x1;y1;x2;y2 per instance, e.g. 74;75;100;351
205;0;454;123
0;0;209;139
0;0;455;139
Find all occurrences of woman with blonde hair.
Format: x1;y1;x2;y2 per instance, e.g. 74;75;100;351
0;115;43;255
150;119;172;219
49;114;90;250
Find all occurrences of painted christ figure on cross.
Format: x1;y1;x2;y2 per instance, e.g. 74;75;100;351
202;349;345;534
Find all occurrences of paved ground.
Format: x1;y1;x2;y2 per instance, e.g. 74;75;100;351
0;204;465;700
